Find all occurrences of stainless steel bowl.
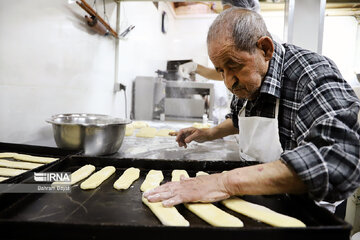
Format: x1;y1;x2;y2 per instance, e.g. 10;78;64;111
46;113;131;156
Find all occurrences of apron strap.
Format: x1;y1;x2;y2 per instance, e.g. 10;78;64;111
274;98;280;119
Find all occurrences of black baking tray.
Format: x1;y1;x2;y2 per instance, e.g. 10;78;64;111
0;156;352;240
0;142;81;183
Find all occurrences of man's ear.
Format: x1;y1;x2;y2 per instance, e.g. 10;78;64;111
257;36;274;61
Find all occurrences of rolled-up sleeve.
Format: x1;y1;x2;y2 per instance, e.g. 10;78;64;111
281;79;360;202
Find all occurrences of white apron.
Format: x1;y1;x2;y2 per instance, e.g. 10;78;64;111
238;98;283;163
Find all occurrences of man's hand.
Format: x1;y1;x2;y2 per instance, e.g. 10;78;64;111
143;173;230;207
173;127;210;148
178;62;197;79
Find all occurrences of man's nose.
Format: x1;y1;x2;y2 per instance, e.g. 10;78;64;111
223;70;237;90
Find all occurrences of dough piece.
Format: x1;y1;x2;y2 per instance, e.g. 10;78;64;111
0;152;58;164
136;127;157;138
171;169;190;182
221;197;306;227
142;196;189;226
196;171;209;176
132;121;149;129
140;170;164;192
156;129;175;137
0;167;26;177
113;167;140;190
125;125;134;136
192;122;211;129
0;177;8;182
0;159;43;170
53;164;96;186
171;170;243;227
185;203;243;227
80;166;115;190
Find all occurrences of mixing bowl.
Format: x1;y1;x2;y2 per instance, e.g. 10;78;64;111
46;113;131;156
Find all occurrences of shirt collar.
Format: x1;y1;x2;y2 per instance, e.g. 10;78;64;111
259;40;285;98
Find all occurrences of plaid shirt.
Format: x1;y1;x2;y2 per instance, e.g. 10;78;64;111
226;41;360;202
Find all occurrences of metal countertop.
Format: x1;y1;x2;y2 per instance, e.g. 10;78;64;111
21;120;241;162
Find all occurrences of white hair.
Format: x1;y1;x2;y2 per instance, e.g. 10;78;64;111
221;0;261;13
207;7;271;53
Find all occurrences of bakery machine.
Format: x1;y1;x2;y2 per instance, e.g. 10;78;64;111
133;76;214;121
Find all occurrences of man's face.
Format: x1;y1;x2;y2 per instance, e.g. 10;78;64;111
209;40;269;100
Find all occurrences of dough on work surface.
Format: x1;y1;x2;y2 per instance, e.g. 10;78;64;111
132;121;149;129
0;152;58;164
221;197;306;227
125;125;134;136
171;169;190;182
171;170;243;227
140;170;164;192
0;159;43;170
192;122;211;129
0;167;26;177
185;203;244;227
142;196;189;226
0;177;9;182
156;129;175;137
196;171;209;176
113;167;140;190
80;166;115;190
53;164;96;186
136;127;157;138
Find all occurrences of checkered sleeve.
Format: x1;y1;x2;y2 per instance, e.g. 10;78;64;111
281;77;360;202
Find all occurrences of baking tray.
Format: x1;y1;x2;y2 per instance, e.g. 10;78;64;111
0;156;351;240
0;142;81;183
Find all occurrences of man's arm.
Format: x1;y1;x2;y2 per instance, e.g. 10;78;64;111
175;118;238;148
144;160;307;207
196;64;223;81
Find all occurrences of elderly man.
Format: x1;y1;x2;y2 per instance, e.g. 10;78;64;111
144;8;360;207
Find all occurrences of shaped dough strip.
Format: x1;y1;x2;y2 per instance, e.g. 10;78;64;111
0;159;43;170
196;171;209;177
113;167;140;190
221;197;306;227
0;177;9;182
0;152;58;164
140;170;164;192
53;164;96;186
171;169;190;182
0;167;27;177
171;170;243;227
80;166;115;190
156;129;175;137
142;169;189;227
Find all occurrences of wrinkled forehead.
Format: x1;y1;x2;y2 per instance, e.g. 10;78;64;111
207;37;234;61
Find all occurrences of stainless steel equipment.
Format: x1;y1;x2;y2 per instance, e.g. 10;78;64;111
133;76;214;121
46;113;130;156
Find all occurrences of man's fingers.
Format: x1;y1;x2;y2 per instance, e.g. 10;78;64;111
162;196;183;207
146;191;174;202
168;131;178;136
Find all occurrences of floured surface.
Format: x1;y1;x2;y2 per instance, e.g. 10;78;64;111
222;197;306;227
113;167;140;190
